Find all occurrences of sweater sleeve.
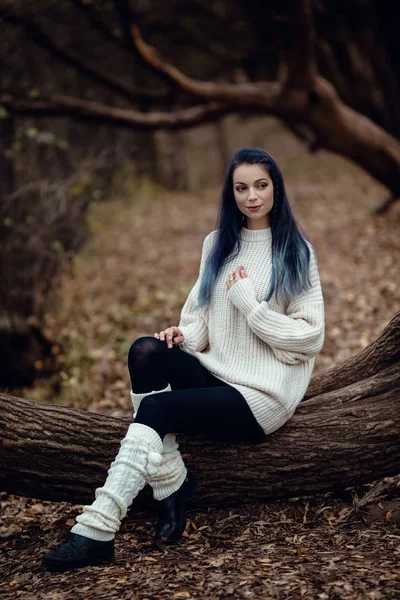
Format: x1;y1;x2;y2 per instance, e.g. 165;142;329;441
178;232;215;354
226;245;324;364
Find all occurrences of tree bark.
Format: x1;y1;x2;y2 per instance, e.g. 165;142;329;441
1;312;399;508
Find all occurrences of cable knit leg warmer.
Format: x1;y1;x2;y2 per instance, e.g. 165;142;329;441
130;383;187;501
147;434;187;501
71;423;163;542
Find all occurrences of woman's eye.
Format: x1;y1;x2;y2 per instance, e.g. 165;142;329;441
258;183;267;189
236;187;246;192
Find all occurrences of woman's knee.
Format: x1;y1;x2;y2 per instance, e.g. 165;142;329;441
136;393;168;417
128;336;162;365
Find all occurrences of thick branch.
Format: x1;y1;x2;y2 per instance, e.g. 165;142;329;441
0;92;237;130
305;311;400;399
131;24;274;103
305;77;400;195
112;0;178;92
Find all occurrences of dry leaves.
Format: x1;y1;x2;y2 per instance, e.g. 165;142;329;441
1;494;399;599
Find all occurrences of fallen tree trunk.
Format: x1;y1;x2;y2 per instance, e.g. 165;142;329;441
1;312;399;508
305;311;400;399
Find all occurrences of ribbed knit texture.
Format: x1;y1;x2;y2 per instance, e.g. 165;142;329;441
130;383;188;501
148;434;188;501
178;226;325;434
71;423;163;541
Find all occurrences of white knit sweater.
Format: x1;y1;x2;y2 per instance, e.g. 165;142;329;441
178;226;325;434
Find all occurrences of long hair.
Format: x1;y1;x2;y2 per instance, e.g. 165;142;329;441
197;147;312;308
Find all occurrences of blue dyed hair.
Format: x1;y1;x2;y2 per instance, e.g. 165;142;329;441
197;147;313;308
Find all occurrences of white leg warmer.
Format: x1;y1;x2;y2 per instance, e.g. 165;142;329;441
131;383;187;501
71;423;163;541
147;434;187;501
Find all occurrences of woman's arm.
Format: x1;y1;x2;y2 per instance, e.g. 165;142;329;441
227;245;324;364
178;232;215;353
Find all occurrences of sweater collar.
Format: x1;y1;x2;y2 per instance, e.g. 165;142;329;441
240;226;272;242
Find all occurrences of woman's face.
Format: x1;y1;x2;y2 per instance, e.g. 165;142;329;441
233;163;274;229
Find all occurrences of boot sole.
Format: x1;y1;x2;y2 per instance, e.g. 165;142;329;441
43;551;114;572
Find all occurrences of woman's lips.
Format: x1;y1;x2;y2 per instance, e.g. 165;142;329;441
248;205;262;212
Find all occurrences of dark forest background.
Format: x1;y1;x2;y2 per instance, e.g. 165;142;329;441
1;0;400;387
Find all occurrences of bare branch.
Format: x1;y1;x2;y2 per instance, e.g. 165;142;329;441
130;24;277;104
305;77;400;195
0;92;242;130
113;0;180;93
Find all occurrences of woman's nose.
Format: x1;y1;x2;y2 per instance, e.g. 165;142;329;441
248;187;258;200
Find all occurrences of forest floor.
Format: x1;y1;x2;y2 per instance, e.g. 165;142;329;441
1;123;400;599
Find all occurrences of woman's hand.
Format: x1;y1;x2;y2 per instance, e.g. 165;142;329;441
226;265;248;292
154;326;184;349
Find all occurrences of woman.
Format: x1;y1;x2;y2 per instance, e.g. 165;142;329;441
43;147;325;571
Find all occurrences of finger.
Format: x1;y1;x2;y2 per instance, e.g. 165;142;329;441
235;265;243;277
235;266;245;279
164;329;173;348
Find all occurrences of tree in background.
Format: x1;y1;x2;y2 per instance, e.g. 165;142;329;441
0;0;399;385
1;0;399;201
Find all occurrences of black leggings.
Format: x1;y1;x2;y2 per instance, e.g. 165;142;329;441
128;337;266;443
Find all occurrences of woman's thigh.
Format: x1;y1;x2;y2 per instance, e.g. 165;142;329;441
128;336;225;392
134;384;266;443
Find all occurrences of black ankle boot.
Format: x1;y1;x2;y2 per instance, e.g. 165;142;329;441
43;532;114;572
155;470;197;542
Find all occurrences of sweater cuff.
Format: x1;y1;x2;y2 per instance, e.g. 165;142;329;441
227;277;260;315
177;324;194;353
